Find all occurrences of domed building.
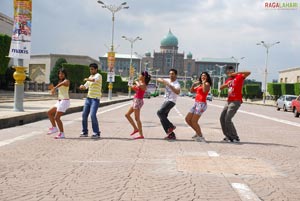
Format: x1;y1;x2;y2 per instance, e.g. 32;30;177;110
153;30;185;75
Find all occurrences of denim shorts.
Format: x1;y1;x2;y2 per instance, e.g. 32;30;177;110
189;102;207;116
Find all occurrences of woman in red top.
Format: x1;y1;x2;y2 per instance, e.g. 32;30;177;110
185;72;212;142
125;71;151;139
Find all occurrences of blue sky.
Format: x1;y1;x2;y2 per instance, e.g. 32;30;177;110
1;0;299;82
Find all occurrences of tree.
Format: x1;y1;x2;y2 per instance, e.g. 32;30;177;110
49;58;67;85
0;34;12;89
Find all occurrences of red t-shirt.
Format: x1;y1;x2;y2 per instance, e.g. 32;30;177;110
193;85;208;103
132;85;145;99
226;74;245;102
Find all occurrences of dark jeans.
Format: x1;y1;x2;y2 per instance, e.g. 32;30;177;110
157;101;175;134
82;98;100;135
220;101;241;140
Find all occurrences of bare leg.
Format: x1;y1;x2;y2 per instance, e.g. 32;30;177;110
125;106;138;131
191;114;202;136
54;111;64;132
134;109;143;137
185;112;193;128
47;107;57;127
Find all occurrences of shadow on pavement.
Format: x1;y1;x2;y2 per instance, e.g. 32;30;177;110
207;140;296;148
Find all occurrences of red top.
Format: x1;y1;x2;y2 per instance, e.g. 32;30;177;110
226;74;245;102
193;85;209;103
132;85;145;99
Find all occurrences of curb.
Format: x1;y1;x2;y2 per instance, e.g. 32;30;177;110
0;98;132;130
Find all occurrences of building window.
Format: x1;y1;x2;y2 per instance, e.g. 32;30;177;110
297;76;300;83
285;77;288;83
280;78;283;83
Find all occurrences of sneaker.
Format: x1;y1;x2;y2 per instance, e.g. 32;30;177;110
54;133;65;139
222;137;231;142
194;135;206;142
230;139;240;143
167;126;176;135
164;133;176;140
192;134;198;139
130;130;139;136
47;127;58;134
91;133;100;139
80;132;88;137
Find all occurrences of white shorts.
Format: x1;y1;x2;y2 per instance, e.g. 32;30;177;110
55;99;70;113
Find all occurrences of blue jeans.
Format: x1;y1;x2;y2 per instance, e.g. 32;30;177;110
157;101;175;134
82;98;100;135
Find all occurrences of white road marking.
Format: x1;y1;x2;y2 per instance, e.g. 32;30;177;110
0;131;41;148
209;103;300;128
207;151;220;157
174;107;184;117
1;103;131;147
231;183;261;201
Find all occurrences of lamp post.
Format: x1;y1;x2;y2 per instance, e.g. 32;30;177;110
155;69;160;86
257;41;280;104
122;36;142;98
231;56;245;72
184;70;188;90
215;64;227;97
134;51;143;74
97;0;129;100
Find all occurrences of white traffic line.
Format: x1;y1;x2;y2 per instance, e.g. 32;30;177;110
0;131;41;148
231;183;261;201
174;107;184;117
207;151;220;157
1;103;131;147
209;103;300;128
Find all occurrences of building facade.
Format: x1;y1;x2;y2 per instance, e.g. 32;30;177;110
24;54;101;84
0;12;13;36
278;67;300;83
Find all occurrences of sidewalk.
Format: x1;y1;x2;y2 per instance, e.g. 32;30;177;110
0;91;131;129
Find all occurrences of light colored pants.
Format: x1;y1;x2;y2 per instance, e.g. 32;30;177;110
220;101;241;140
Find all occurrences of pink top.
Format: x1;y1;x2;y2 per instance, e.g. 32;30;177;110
132;85;145;99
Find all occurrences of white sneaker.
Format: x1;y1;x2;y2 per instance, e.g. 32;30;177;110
54;133;65;139
194;136;206;142
47;127;58;134
192;134;198;139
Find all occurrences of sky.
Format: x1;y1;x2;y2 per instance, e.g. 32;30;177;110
1;0;300;82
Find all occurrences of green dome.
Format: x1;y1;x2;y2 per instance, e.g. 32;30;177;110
160;30;178;47
187;52;193;59
145;51;151;57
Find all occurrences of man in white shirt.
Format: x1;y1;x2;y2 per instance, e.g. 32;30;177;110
157;69;181;140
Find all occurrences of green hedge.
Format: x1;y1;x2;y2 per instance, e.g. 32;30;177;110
268;83;300;97
244;84;261;99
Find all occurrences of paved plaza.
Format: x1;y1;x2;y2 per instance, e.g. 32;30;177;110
0;95;299;201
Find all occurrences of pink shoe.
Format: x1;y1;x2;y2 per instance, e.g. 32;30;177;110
134;136;144;140
130;130;139;136
54;133;65;139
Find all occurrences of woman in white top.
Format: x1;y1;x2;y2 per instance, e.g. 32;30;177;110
47;68;70;139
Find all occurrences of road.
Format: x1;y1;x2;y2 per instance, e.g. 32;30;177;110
0;96;299;201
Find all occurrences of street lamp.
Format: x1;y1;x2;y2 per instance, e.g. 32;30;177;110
155;69;160;87
122;36;142;98
134;52;143;74
257;40;280;104
184;70;188;89
97;1;129;100
231;56;245;72
215;64;227;97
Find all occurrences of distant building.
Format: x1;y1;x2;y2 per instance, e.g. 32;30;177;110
279;67;300;83
23;54;101;84
0;12;13;36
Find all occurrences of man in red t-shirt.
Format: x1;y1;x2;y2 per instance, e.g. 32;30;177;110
219;66;251;143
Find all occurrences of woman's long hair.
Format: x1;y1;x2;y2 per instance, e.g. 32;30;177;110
58;68;68;82
142;71;151;85
198;71;212;86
